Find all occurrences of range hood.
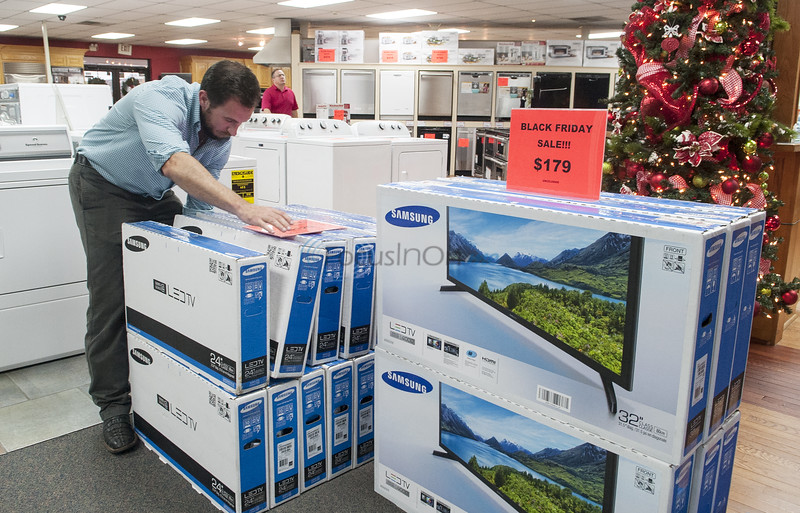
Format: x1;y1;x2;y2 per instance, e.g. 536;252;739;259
253;19;292;65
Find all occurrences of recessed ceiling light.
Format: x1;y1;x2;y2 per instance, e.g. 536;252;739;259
588;31;624;39
0;24;19;32
248;46;265;51
246;27;275;35
165;18;219;27
165;39;208;45
29;3;87;15
531;19;536;23
441;28;469;34
92;33;134;39
278;0;352;7
367;9;437;20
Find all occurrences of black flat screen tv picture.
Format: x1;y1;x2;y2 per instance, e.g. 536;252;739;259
437;382;617;513
445;206;643;408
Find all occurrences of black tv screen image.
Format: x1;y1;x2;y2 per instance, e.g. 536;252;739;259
444;207;643;412
436;383;617;513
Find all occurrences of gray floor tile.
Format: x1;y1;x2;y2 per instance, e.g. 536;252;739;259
7;355;90;401
0;388;100;452
0;374;28;409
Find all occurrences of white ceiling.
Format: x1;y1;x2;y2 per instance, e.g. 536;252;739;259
0;0;634;52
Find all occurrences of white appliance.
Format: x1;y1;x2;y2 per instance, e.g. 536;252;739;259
284;119;392;217
351;120;448;182
379;70;415;119
0;126;88;372
0;83;113;145
171;154;259;206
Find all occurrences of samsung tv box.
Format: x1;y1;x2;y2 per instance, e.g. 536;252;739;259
374;348;699;513
376;182;731;464
299;366;328;492
128;332;268;513
122;221;269;394
323;359;354;479
353;351;376;467
267;378;300;507
171;214;325;378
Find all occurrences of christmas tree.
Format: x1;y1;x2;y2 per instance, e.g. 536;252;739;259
603;0;800;314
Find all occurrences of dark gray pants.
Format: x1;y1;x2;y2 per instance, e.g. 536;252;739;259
68;161;182;421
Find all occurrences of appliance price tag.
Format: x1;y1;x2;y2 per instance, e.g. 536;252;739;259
506;108;607;200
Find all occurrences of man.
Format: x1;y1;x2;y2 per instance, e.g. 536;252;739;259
69;60;292;454
260;68;298;117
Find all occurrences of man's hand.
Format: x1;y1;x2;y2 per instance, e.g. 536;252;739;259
235;203;293;233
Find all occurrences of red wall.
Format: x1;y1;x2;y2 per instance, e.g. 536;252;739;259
0;36;254;80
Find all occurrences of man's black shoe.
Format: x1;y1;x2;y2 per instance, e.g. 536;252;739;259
102;414;138;454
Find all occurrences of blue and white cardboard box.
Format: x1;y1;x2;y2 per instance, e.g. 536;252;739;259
323;359;354;479
353;351;376;467
376;182;730;464
122;221;269;395
433;178;766;439
374;348;698;513
171;215;325;379
711;411;741;513
688;418;726;513
299;366;328;492
128;331;268;513
267;378;300;508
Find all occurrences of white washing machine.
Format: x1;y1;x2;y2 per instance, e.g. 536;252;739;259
230;113;292;207
171;154;258;206
284;120;392;217
351;120;448;182
0;126;88;371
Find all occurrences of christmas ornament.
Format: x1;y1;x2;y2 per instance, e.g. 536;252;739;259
713;20;728;34
761;182;770;191
742;154;762;174
765;215;781;231
698;78;720;95
757;133;774;149
741;37;760;56
673;130;724;166
760;288;772;296
743;139;758;155
692;175;708;188
763;233;770;245
650;173;667;189
758;171;769;182
721;178;739;194
661;38;680;53
603;162;614;175
625;160;643;178
782;290;799;306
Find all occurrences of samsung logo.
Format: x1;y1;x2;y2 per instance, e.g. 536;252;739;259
733;231;748;248
130;347;153;365
304;376;323;390
125;235;149;252
333;369;351;380
707;239;724;257
385;206;440;228
240;399;263;413
303;254;323;264
359;361;374;371
328;248;344;256
382;371;432;394
750;224;763;240
242;264;265;276
275;389;295;402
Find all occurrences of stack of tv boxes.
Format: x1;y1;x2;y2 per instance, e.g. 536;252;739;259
122;204;379;513
373;177;764;513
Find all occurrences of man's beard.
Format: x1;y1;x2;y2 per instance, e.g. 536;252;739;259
200;108;229;141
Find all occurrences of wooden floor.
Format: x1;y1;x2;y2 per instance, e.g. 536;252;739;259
728;316;800;513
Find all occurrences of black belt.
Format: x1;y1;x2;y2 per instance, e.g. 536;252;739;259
74;153;92;167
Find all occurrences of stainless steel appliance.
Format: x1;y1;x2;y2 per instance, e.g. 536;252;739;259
302;68;337;118
456;71;493;121
0;125;87;371
2;62;47;83
454;127;476;176
495;72;532;121
475;128;509;180
416;126;452;174
532;72;572;109
340;69;375;119
379;70;415;119
417;71;453;121
574;72;612;110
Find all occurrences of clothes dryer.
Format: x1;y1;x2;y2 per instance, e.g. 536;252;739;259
0;126;87;371
230;113;292;207
351;120;448;182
